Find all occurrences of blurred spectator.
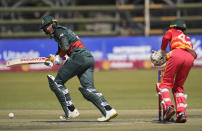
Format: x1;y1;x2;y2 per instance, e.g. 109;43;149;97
118;19;134;36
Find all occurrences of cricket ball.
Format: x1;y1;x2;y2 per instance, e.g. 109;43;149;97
8;112;14;119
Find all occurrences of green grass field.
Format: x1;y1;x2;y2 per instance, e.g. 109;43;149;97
0;68;202;131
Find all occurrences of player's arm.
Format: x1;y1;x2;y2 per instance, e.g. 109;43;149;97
56;30;69;59
45;32;69;66
160;30;172;60
161;30;172;52
56;46;67;60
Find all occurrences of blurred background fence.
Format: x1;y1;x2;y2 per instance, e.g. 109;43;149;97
1;0;202;38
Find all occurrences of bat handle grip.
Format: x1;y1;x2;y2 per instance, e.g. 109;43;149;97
45;57;55;61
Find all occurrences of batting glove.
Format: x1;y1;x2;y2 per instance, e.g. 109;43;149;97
53;55;64;65
44;61;53;67
47;54;63;65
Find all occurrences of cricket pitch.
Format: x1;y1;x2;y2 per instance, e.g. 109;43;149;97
0;109;202;131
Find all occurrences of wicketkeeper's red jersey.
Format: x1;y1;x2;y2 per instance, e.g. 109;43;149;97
161;28;193;51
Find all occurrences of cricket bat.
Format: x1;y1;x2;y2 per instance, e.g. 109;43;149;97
6;57;54;67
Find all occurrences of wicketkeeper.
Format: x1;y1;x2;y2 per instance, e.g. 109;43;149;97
40;16;118;121
151;19;197;123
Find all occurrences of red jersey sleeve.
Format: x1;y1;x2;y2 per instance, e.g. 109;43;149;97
161;30;172;51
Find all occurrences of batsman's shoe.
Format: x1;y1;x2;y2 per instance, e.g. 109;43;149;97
97;109;118;122
59;109;80;120
176;112;187;123
163;106;175;121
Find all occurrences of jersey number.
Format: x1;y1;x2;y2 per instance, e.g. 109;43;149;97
178;34;192;46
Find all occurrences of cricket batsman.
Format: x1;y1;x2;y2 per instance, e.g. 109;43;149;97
40;16;118;121
157;19;197;123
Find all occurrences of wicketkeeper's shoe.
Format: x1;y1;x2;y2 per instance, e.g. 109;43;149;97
59;109;80;120
176;112;187;123
97;108;118;122
163;106;175;121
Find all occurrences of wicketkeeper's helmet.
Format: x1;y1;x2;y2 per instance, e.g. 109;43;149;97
169;19;186;31
40;16;57;29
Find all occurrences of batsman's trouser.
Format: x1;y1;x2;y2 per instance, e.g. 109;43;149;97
159;49;194;116
55;51;95;89
54;50;109;116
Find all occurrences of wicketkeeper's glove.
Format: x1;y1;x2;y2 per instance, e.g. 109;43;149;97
150;50;167;66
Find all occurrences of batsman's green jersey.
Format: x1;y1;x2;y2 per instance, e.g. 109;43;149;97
52;24;93;87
